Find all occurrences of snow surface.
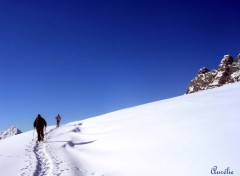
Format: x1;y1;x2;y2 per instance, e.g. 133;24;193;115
0;82;240;176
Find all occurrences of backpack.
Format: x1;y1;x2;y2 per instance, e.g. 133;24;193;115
34;117;46;128
56;115;61;121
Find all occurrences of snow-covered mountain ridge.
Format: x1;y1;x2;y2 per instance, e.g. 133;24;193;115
0;126;22;140
0;82;240;176
186;54;240;94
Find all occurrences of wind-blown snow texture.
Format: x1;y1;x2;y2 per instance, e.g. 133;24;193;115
0;83;240;176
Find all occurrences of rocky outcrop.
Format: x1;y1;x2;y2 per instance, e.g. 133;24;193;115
0;126;22;140
186;54;240;94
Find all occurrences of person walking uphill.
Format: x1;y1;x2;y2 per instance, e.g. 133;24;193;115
55;114;61;127
33;114;47;142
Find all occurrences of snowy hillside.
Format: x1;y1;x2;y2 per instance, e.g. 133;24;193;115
0;126;22;140
0;83;240;176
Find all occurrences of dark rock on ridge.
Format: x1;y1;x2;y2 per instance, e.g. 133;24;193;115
186;54;240;94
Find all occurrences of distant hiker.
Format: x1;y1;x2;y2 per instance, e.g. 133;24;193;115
55;114;61;127
33;114;47;142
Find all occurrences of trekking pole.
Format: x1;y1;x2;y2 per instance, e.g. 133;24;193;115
44;126;47;142
32;128;35;141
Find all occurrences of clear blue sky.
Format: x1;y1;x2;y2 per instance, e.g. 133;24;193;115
0;0;239;132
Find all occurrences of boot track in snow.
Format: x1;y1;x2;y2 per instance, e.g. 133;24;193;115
20;128;56;176
33;142;53;176
20;126;102;176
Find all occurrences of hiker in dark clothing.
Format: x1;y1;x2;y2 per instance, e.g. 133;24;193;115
33;114;47;142
55;114;61;127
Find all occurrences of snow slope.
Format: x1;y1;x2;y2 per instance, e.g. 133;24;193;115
0;83;240;176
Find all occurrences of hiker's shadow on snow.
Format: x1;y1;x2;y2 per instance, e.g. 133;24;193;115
44;140;96;147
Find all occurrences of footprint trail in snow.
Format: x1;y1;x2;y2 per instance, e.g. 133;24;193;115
20;126;103;176
20;128;55;176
